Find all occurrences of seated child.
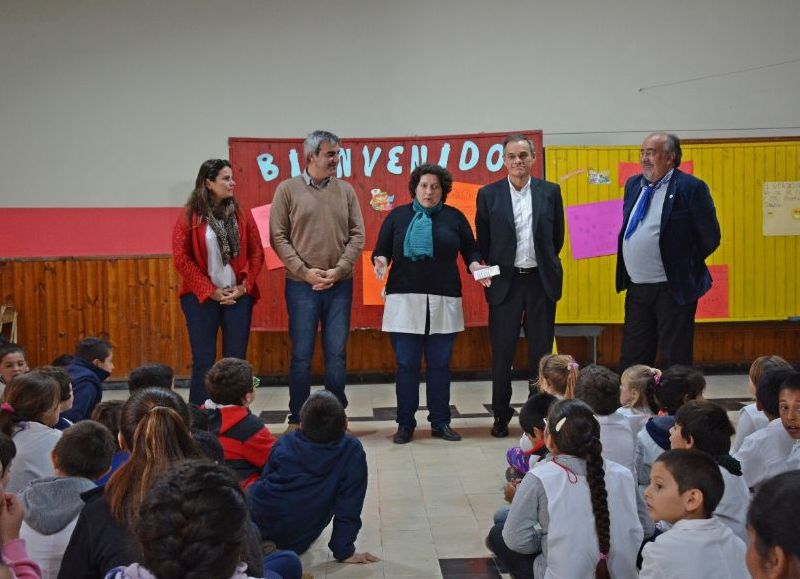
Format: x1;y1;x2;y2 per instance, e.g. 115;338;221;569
574;364;637;474
640;449;748;579
90;401;127;486
533;354;579;399
618;364;658;434
1;370;62;493
746;470;800;579
635;365;705;495
248;391;380;565
735;367;798;489
202;358;276;489
0;343;28;398
20;420;116;579
127;363;174;393
506;392;556;480
732;355;791;453
64;337;114;422
778;373;800;467
670;400;749;541
37;367;74;431
486;399;642;579
106;460;303;579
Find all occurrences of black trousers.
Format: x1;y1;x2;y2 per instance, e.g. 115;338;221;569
619;282;698;372
486;523;536;579
489;269;556;423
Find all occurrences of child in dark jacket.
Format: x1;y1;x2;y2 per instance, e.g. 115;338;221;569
202;358;276;489
248;391;379;565
63;338;114;422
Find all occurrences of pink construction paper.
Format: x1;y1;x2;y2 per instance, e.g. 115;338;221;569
565;199;624;259
250;204;272;248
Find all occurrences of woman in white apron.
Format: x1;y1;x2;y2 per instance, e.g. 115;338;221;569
487;399;642;578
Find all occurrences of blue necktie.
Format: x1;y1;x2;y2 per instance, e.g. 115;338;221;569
624;174;668;240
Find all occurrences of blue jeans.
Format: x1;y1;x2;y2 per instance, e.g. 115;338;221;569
285;278;353;423
263;550;303;579
180;293;254;405
390;331;457;430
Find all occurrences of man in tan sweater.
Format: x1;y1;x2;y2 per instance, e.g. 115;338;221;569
270;130;365;428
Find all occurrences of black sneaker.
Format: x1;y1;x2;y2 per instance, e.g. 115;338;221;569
392;426;414;444
431;425;462;441
490;417;509;438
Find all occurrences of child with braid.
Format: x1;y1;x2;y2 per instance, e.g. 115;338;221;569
669;400;749;541
486;399;642;579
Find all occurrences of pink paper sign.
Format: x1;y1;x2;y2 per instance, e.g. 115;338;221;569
696;264;729;319
565;199;624;259
617;160;694;187
250;204;272;248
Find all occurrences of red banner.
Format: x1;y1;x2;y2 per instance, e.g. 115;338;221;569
229;131;543;331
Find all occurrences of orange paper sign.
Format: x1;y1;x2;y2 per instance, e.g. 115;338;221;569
448;181;481;235
361;251;388;306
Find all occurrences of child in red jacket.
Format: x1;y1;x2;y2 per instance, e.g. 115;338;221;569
202;358;276;489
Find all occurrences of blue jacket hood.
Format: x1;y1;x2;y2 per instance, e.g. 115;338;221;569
646;415;675;451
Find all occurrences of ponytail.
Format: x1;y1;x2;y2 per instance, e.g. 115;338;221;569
106;388;201;527
546;399;611;578
540;354;580;399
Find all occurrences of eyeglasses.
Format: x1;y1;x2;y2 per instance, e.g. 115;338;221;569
252;376;261;388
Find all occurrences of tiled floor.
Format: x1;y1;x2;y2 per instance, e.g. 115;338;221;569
141;375;750;579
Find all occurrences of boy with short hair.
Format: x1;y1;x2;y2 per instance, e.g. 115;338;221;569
202;358;276;489
19;420;116;579
734;367;799;489
574;364;637;474
127;363;174;393
63;337;114;422
640;449;748;579
778;373;800;469
670;400;749;541
248;391;379;565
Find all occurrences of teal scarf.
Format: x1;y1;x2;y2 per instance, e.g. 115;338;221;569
403;198;442;260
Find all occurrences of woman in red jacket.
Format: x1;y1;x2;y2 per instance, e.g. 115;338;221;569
172;159;264;404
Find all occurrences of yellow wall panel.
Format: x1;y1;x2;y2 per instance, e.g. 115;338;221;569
546;141;800;323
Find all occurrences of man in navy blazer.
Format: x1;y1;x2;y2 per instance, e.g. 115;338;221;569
476;134;564;437
616;132;720;371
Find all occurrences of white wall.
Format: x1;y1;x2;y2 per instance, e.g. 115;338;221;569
1;0;798;207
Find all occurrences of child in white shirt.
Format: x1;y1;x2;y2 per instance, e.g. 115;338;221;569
641;449;748;579
618;364;658;435
732;355;791;453
669;400;749;541
735;367;798;489
746;471;800;579
487;399;642;579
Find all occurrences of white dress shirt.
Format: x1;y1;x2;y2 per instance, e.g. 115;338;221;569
508;177;537;268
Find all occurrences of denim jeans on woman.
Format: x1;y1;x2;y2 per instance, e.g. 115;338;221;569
285;278;353;423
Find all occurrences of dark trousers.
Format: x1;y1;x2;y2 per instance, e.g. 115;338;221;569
390;331;457;430
180;293;254;405
489;270;556;423
619;282;698;371
486;523;535;579
285;278;353;423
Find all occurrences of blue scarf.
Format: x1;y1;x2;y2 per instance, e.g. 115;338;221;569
403;198;442;260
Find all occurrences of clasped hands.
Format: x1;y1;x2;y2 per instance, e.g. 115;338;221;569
304;268;339;291
211;284;247;305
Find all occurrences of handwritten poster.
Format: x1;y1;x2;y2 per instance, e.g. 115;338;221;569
763;181;800;236
565;199;623;259
696;264;729;319
617;160;694;187
361;251;388;306
448;181;481;235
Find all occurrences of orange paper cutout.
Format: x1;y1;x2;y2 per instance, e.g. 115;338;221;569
361;251;388;306
447;181;481;235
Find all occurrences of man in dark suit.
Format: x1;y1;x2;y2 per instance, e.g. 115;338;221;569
616;132;720;372
476;134;564;437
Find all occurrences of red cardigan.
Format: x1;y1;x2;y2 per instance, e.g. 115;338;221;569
172;210;265;303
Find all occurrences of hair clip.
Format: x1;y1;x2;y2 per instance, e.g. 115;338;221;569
599;553;608;561
555;416;567;432
567;362;580;371
653;374;662;385
0;402;15;414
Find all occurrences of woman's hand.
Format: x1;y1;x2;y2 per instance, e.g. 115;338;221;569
469;262;492;288
373;256;388;280
0;491;24;545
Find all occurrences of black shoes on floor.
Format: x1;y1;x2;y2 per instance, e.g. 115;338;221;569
490;417;510;438
431;424;462;441
393;426;414;444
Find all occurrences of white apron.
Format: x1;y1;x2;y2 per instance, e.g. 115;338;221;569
535;459;642;579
